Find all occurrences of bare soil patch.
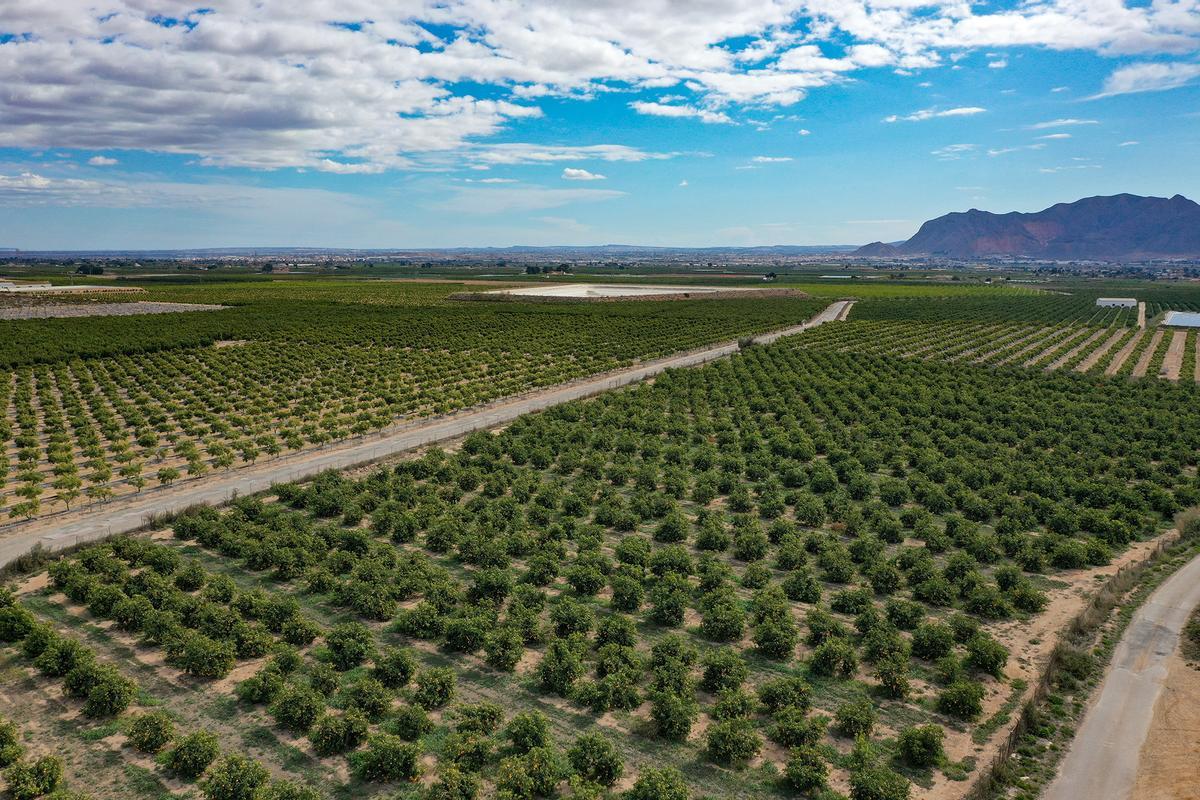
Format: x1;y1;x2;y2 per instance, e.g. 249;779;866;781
1046;327;1106;371
1132;329;1165;377
1075;327;1127;372
1161;331;1187;380
1105;328;1146;375
1131;651;1200;799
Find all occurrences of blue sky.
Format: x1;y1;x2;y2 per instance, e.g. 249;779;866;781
1;1;1198;249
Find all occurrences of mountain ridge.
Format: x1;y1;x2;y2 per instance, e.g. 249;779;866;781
859;193;1200;260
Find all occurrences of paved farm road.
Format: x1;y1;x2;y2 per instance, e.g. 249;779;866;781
0;300;852;569
1044;546;1200;800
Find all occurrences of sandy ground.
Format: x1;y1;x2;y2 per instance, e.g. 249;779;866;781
1130;652;1200;800
1045;537;1200;800
1105;328;1147;375
925;533;1173;800
1075;328;1129;372
1138;302;1147;328
1131;329;1165;378
1047;328;1107;371
1160;331;1187;380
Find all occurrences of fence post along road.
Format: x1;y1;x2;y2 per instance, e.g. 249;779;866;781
0;300;853;570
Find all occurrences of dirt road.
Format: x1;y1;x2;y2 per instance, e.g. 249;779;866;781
0;301;851;569
1044;548;1200;800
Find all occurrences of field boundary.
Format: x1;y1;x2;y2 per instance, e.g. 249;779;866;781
0;301;850;570
963;522;1193;800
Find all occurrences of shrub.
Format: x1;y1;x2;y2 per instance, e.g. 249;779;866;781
340;677;393;722
757;676;811;714
270;684;324;733
413;667;456;709
911;622;955;661
4;755;63;800
897;725;944;768
453;702;504;735
261;780;321;800
752;618;799;659
351;734;421;782
389;704;434;741
965;633;1009;678
484;626;525;672
163;731;220;779
200;754;270;800
937;680;985;720
441;732;494;773
849;764;911;800
506;711;550;753
769;708;827;748
700;648;748;693
373;646;418;689
424;767;480;800
650;692;697;740
310;710;369;756
623;766;689;800
784;746;828;793
706;718;761;766
568;733;623;786
325;622;375;671
809;638;858;677
536;639;584;696
835;699;876;738
0;717;22;767
82;668;137;718
126;711;175;753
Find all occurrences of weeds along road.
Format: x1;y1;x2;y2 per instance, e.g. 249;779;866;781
1044;546;1200;800
0;301;853;570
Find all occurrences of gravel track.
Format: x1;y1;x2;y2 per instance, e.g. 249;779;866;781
1044;548;1200;800
1161;331;1187;381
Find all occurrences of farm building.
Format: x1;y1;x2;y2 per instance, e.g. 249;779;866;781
1095;297;1137;308
1163;310;1200;328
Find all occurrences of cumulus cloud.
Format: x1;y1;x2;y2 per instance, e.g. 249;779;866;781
629;102;734;124
561;167;606;180
884;107;987;123
87;156;118;166
0;1;1197;174
1094;61;1200;97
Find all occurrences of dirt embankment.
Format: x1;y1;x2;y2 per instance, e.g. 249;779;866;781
1131;651;1200;800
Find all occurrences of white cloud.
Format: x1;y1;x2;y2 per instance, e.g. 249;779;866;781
474;144;674;165
561;167;606;181
1027;118;1099;129
0;1;1197;175
1037;133;1072;139
798;128;811;136
629;101;734;124
751;156;793;163
1119;140;1140;146
884;107;987;123
87;155;118;166
1093;61;1200;98
1051;86;1070;92
678;180;688;187
931;143;977;160
988;59;1008;69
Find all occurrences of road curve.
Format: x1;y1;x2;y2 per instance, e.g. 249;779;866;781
1044;545;1200;800
0;300;852;570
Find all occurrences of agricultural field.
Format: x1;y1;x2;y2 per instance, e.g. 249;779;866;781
2;320;1198;800
0;280;827;520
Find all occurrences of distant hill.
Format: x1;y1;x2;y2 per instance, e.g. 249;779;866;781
854;241;901;257
856;194;1200;260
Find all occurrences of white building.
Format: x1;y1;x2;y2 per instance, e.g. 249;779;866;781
1095;297;1137;308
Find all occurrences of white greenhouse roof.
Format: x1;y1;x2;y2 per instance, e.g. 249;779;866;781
1163;311;1200;328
